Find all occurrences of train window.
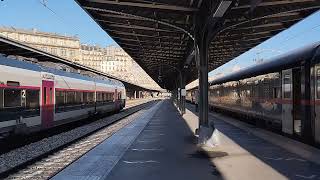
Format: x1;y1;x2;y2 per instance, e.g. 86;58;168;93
26;90;40;109
283;74;291;99
4;88;22;108
273;88;281;98
83;92;88;103
96;92;103;102
55;91;65;107
21;90;26;107
0;89;3;108
66;91;76;105
246;90;250;97
43;87;47;105
75;91;83;104
49;88;53;104
110;92;113;101
7;81;20;86
317;69;320;99
83;92;94;104
102;93;108;102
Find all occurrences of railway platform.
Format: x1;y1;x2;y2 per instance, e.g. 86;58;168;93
52;99;320;180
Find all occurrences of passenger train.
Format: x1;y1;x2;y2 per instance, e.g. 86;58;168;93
0;56;126;135
187;42;320;145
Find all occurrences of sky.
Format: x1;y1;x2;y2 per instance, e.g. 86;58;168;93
0;0;115;46
209;10;320;77
0;0;320;82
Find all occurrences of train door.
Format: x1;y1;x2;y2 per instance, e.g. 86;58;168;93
314;66;320;143
114;89;119;109
42;80;54;128
292;68;302;136
282;69;293;134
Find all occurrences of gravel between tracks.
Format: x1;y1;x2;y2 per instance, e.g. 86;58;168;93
0;99;157;178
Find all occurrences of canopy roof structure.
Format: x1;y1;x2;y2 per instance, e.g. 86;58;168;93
75;0;320;90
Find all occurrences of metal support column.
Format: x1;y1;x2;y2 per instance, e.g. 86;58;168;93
198;38;209;127
195;13;218;146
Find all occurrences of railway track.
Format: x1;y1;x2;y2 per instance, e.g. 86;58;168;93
0;99;152;155
0;99;159;179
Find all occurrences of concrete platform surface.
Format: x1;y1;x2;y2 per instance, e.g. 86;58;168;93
52;100;320;180
186;103;320;180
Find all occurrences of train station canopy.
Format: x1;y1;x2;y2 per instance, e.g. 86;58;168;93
75;0;320;90
0;36;157;92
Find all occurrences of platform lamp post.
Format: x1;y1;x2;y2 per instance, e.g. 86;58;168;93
158;64;186;115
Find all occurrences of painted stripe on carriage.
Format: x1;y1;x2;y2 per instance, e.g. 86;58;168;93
0;84;40;90
55;88;115;93
55;88;95;93
213;98;320;106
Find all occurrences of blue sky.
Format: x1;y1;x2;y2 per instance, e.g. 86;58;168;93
209;10;320;77
0;0;319;80
0;0;115;46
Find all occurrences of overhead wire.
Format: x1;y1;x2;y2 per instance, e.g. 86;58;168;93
37;0;97;45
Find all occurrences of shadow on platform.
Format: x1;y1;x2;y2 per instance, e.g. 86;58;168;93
185;103;320;180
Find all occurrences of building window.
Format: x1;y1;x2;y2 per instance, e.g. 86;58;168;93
61;49;67;56
70;50;75;56
51;48;57;54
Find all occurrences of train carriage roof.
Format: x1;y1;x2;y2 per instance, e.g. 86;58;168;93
210;42;320;86
0;56;124;88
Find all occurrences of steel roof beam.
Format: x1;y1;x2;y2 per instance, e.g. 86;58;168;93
130;51;183;57
214;34;272;42
119;42;186;50
227;26;285;34
228;16;302;29
212;41;267;48
107;29;179;38
213;36;271;45
114;36;186;44
114;36;166;42
136;53;182;58
132;52;182;58
86;0;198;12
97;14;189;25
232;0;317;10
106;23;178;33
128;50;184;56
211;43;259;49
211;48;248;53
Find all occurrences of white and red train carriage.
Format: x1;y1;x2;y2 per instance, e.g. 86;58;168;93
0;56;126;135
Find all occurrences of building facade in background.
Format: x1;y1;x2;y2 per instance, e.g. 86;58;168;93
0;27;81;62
0;27;160;90
80;44;105;72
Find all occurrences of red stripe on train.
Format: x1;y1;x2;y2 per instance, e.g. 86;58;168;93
215;97;320;106
55;88;115;93
0;84;40;90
